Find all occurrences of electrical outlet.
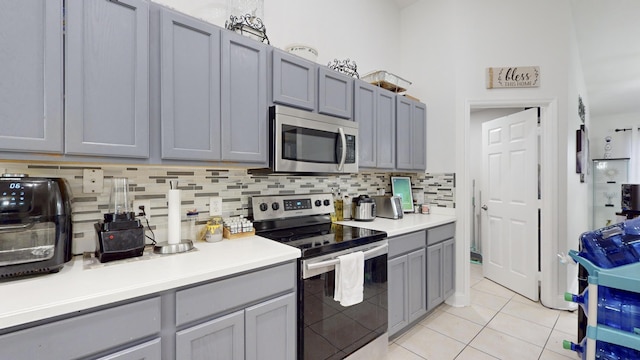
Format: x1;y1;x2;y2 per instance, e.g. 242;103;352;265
133;200;151;221
209;197;222;216
82;169;104;194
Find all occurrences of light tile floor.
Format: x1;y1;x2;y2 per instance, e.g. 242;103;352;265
386;263;579;360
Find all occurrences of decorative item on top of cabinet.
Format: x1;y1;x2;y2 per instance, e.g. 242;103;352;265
362;70;412;93
327;58;359;78
225;14;269;44
225;0;269;44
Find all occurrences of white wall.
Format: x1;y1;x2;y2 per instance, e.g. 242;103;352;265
399;0;587;309
153;0;403;78
399;0;457;174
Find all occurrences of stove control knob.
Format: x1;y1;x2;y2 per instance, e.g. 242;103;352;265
323;199;331;206
315;200;322;207
271;202;280;211
259;203;268;211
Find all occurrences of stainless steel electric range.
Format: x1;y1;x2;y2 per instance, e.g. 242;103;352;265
251;193;389;360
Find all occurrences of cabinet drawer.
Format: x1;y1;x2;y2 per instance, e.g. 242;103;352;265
427;222;456;246
388;230;426;258
0;297;161;359
176;261;296;327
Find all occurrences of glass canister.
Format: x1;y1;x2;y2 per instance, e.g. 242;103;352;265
205;217;223;243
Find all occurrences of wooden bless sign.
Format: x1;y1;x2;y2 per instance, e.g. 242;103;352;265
486;66;540;89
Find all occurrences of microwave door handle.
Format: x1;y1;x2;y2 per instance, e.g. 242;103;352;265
337;127;347;171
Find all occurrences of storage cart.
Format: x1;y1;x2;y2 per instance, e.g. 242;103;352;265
568;250;640;359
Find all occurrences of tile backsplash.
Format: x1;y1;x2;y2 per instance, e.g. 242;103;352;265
0;162;455;254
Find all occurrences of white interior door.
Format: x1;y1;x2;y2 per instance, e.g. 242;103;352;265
481;108;538;301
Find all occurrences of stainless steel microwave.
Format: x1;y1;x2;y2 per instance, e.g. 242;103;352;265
264;105;358;174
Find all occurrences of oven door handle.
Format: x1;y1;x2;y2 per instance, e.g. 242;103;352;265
306;243;388;271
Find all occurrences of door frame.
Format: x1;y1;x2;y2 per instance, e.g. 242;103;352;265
450;98;558;308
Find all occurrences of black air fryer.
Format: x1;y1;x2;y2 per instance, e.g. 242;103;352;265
0;174;72;278
94;177;144;262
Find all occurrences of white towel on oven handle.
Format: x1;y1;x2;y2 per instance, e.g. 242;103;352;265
333;251;364;306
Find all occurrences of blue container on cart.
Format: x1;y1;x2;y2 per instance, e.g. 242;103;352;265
579;218;640;268
566;287;640;334
564;338;640;360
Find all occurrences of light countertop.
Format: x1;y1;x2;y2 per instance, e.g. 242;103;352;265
0;212;455;332
337;212;456;237
0;236;300;331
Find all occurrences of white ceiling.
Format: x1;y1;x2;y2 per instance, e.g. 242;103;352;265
393;0;640;120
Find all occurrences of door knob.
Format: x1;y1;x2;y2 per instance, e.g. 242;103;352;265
481;205;488;211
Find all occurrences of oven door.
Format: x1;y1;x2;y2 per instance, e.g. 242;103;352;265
299;241;388;360
272;107;358;174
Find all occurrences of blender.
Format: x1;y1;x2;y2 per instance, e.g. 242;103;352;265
94;177;145;262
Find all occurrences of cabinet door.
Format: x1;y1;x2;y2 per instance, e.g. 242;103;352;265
220;31;267;164
442;238;456;300
318;67;353;119
97;338;161;360
388;255;408;336
395;96;413;170
376;89;396;169
272;50;316;111
159;7;221;160
354;81;377;168
426;243;444;312
65;0;149;158
407;249;427;323
245;293;296;360
176;310;245;360
0;0;63;153
412;101;427;171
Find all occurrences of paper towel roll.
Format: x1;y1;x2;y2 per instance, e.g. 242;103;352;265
167;188;181;244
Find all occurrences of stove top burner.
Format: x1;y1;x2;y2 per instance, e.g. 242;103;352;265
257;222;387;258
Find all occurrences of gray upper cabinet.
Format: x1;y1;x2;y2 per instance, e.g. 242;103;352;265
355;81;396;169
272;50;316;111
157;6;221;161
221;31;268;164
396;96;426;171
0;0;63;153
318;67;353;119
376;88;396;169
65;0;149;158
354;81;376;167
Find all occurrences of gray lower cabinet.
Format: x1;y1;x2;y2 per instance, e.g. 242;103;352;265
98;339;162;360
245;293;296;360
388;231;427;337
272;49;316;111
0;0;63;153
396;96;427;171
176;293;296;360
318;67;353;119
220;31;268;164
65;0;150;158
426;223;456;312
175;261;296;360
0;297;161;359
155;5;222;161
355;81;396;169
176;310;245;360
